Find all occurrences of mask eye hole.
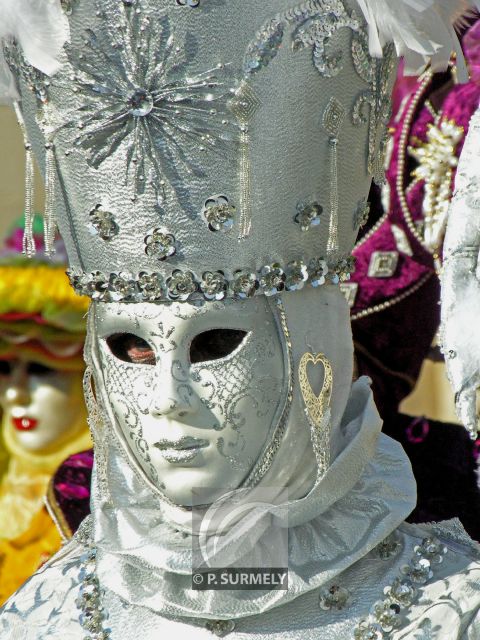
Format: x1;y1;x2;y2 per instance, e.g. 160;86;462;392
0;361;12;375
106;333;156;366
190;329;248;364
27;362;55;376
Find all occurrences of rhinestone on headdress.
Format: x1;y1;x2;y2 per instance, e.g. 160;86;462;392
144;230;177;261
295;202;323;232
259;264;286;297
231;271;258;300
202;196;236;233
200;272;228;301
285;260;308;292
166;270;197;301
137;272;164;301
89;206;119;241
68;255;354;303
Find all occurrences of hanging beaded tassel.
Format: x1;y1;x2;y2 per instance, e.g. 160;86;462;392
43;138;57;256
230;82;261;240
326;136;340;256
13;101;36;257
322;98;346;257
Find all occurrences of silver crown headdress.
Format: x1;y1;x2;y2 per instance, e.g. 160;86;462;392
2;0;476;304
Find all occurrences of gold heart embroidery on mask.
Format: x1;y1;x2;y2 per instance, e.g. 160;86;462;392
299;352;333;428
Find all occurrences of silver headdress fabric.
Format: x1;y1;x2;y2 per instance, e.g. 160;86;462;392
1;0;478;304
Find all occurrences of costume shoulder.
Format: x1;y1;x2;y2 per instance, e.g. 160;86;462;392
397;520;480;639
0;537;83;640
441;105;480;437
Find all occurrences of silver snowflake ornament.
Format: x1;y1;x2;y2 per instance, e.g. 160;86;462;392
62;9;235;203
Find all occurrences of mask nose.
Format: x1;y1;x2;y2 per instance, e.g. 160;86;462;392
3;362;31;407
149;360;199;418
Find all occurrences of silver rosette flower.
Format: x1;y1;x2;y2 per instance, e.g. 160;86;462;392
370;601;401;633
231;271;258;300
309;258;329;287
200;271;228;301
401;559;433;585
137;272;164;301
89;205;119;241
258;264;285;296
383;579;417;608
285;260;308;292
202;195;235;233
166;270;197;301
144;230;177;262
294;201;323;232
353;620;383;640
108;273;138;302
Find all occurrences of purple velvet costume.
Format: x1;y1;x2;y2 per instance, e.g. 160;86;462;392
350;20;480;540
47;450;93;538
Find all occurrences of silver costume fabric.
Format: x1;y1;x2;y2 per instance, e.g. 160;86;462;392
441;105;480;438
2;449;480;638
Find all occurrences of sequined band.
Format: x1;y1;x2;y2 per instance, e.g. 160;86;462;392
67;256;355;303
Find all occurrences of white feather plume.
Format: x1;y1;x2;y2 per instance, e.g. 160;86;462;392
356;0;480;81
0;0;68;102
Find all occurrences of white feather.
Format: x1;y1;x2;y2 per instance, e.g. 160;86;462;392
0;0;68;101
356;0;480;81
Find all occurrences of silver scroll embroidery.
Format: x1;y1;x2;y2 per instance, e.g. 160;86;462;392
352;31;396;184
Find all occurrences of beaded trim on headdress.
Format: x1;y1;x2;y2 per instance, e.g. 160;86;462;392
67;256;355;304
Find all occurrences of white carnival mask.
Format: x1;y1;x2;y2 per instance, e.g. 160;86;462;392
0;358;86;454
92;297;288;506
